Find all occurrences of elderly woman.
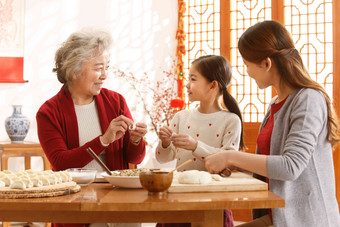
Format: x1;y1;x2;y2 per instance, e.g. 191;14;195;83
36;28;146;227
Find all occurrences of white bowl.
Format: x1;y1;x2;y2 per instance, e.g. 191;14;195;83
66;168;97;185
101;172;142;188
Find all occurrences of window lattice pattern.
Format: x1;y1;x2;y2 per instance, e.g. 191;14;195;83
284;0;333;101
184;0;334;121
230;0;272;122
184;0;220;99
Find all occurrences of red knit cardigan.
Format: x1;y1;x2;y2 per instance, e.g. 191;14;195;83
36;85;146;171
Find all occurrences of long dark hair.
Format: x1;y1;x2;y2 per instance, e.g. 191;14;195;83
192;55;246;151
238;20;339;147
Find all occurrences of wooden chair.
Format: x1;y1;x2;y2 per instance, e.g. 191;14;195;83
0;142;51;227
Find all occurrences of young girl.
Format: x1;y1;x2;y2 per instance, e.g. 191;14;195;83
156;55;245;227
205;21;340;227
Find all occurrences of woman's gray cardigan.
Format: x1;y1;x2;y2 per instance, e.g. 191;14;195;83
253;88;340;226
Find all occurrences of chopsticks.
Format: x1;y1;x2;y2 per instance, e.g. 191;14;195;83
86;147;112;176
168;159;193;174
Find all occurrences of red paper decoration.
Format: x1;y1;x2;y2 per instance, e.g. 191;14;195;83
176;0;186;103
170;98;185;109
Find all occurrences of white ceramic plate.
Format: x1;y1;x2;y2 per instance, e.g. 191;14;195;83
101;172;142;188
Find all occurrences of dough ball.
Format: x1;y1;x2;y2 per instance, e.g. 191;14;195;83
178;170;212;184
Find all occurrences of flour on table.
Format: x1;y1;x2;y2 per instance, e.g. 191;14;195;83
211;174;223;181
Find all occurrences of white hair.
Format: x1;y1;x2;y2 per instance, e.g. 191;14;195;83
53;27;113;83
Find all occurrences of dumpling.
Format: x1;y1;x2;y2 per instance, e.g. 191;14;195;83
25;169;35;174
129;123;136;130
10;180;26;189
20;175;30;181
15;171;28;177
38;175;50;186
59;171;72;182
3;170;13;174
178;170;212;184
11;176;21;181
28;173;38;179
0;176;13;186
0;180;5;188
43;170;54;175
21;178;33;188
30;177;43;187
46;175;57;185
6;174;16;179
53;172;62;184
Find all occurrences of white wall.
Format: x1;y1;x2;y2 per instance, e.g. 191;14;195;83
0;0;177;171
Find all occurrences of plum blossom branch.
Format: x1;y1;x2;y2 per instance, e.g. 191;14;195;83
111;61;178;136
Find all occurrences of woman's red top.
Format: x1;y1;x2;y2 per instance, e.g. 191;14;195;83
256;97;287;220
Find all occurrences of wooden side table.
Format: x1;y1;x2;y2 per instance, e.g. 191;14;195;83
0;142;52;227
0;141;51;171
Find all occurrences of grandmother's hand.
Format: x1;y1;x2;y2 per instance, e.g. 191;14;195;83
101;115;133;144
129;123;147;144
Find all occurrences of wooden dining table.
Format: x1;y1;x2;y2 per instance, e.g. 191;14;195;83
0;183;284;226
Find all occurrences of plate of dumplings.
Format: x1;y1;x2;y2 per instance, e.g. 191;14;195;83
0;169;80;199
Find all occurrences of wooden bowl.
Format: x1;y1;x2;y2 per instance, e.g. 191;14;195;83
139;171;173;196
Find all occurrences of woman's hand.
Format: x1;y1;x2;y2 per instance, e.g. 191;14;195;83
101;115;133;144
129;123;147;144
158;126;173;148
171;134;198;151
205;151;230;174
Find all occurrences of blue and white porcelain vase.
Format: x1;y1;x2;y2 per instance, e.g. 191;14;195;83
5;105;30;143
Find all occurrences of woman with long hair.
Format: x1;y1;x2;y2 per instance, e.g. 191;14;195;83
205;20;340;227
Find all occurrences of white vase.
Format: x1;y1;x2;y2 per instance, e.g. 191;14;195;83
4;105;30;143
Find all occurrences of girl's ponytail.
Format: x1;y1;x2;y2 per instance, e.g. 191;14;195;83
222;88;246;151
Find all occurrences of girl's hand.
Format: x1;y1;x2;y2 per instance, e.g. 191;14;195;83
205;151;230;174
171;134;198;151
129;122;147;144
101;115;133;144
158;126;173;148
